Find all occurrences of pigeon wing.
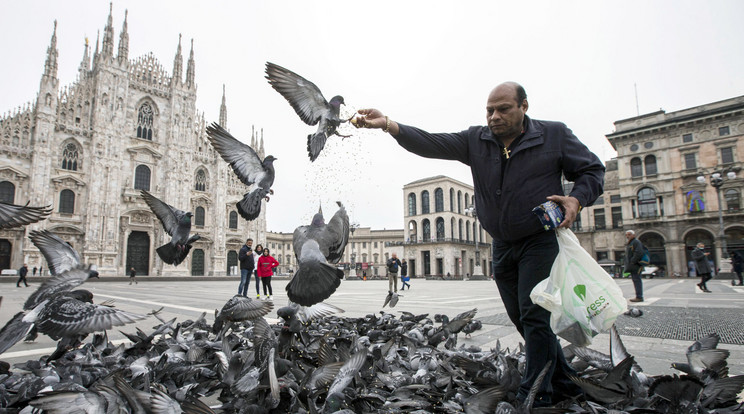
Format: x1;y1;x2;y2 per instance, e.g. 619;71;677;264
28;229;82;276
140;190;185;237
206;123;267;187
24;267;91;310
37;298;147;339
321;202;349;264
221;295;274;322
0;201;52;229
265;62;329;126
0;312;35;355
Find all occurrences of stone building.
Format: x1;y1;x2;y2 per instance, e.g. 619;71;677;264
576;95;744;277
0;7;267;276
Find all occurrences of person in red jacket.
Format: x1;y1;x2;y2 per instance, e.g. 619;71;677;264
257;248;279;300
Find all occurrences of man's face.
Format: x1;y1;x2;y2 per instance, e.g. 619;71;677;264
247;240;253;248
625;232;634;242
486;85;527;140
697;243;704;249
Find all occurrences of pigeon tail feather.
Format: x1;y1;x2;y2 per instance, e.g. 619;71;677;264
237;191;263;221
307;132;327;162
156;243;192;266
286;262;343;306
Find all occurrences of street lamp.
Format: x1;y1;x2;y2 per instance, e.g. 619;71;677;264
348;222;360;279
464;204;484;277
697;170;737;266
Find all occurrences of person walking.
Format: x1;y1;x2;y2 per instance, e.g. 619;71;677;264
256;247;279;300
238;238;255;297
623;230;645;302
16;263;29;287
32;266;37;276
129;267;137;285
692;242;713;292
353;81;603;406
386;253;402;293
731;251;744;286
253;244;264;298
400;259;411;290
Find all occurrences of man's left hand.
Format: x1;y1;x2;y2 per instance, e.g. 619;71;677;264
546;195;581;229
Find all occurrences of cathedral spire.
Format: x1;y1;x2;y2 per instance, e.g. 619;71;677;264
93;30;100;64
219;84;227;127
171;34;183;86
78;37;90;79
185;39;195;89
117;9;129;64
260;128;265;155
43;20;59;80
101;2;115;57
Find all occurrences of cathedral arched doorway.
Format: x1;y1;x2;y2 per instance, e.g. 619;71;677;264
192;249;205;276
725;227;744;257
639;232;666;270
126;231;150;276
0;239;11;271
227;250;238;275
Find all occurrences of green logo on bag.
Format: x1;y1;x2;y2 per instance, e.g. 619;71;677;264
573;284;586;301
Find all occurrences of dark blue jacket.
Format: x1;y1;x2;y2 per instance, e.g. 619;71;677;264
239;245;255;271
395;116;604;242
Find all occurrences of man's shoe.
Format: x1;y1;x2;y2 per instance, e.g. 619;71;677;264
256;294;261;299
629;298;643;302
704;289;712;293
697;283;705;291
269;295;273;301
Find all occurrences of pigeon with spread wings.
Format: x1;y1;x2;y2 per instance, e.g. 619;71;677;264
140;190;200;266
0;201;51;229
206;122;276;221
286;202;349;306
265;62;350;162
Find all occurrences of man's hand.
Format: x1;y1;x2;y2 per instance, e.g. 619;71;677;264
353;109;400;135
546;195;581;229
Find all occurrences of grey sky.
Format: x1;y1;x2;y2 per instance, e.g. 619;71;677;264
1;1;743;233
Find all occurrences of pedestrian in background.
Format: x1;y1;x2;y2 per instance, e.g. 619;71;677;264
386;253;401;293
253;244;264;298
730;250;743;286
623;230;645;302
16;263;29;287
692;242;713;292
32;266;37;276
129;267;137;285
400;259;410;290
238;238;255;297
257;247;279;300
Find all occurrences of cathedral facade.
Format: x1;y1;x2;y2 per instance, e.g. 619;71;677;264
0;7;267;276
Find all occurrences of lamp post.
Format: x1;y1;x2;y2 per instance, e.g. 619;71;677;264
348;222;360;279
465;205;484;278
697;170;737;269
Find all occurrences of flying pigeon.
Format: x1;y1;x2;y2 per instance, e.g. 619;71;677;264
213;295;274;339
265;62;351;162
140;190;201;266
286;202;349;306
0;201;52;229
206;123;277;221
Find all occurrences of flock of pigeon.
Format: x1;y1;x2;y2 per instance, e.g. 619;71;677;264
0;62;743;412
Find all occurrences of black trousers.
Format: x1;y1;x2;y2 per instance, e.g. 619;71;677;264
492;230;582;406
16;274;28;287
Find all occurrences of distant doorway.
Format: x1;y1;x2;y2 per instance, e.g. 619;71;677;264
0;239;10;271
227;250;238;275
192;249;205;276
126;231;150;276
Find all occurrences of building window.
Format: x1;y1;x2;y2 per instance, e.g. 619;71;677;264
195;169;206;191
0;181;15;203
630;157;642;177
644;155;657;175
595;196;604;205
610;195;621;204
59;189;75;213
684;153;696;170
449;188;455;212
458;219;463;241
571;212;582;231
596;251;609;261
434;188;444;213
450;217;455;239
457;191;462;214
409;220;417;242
726;189;740;211
643;142;654;149
421;190;430;214
228;211;238;229
594;209;606;230
719;126;730;136
721;147;734;164
682;133;693;143
374;242;378;248
363;242;367;248
134;165;151;191
422;219;431;241
195;206;205;226
637;187;657;218
465;193;470;210
611;206;623;228
408;193;417;216
466;221;471;242
61;142;80;171
436;217;445;241
630;144;639;151
136;102;154;140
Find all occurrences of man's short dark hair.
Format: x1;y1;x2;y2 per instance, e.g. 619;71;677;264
515;84;527;105
246;238;253;242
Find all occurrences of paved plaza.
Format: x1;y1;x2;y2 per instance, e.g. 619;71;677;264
1;277;743;376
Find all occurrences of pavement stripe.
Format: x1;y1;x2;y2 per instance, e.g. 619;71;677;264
3;338;132;359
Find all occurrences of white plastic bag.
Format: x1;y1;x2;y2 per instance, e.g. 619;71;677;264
530;228;627;346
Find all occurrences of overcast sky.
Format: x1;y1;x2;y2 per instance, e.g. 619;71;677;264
1;1;743;233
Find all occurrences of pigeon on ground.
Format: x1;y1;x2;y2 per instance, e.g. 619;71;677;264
213;295;274;339
206;123;277;221
286;202;348;306
276;301;345;333
0;201;51;229
265;62;351;162
624;308;643;317
671;333;730;378
569;356;635;405
140;190;200;266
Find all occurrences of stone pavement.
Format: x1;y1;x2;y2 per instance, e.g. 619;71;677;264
1;277;742;376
